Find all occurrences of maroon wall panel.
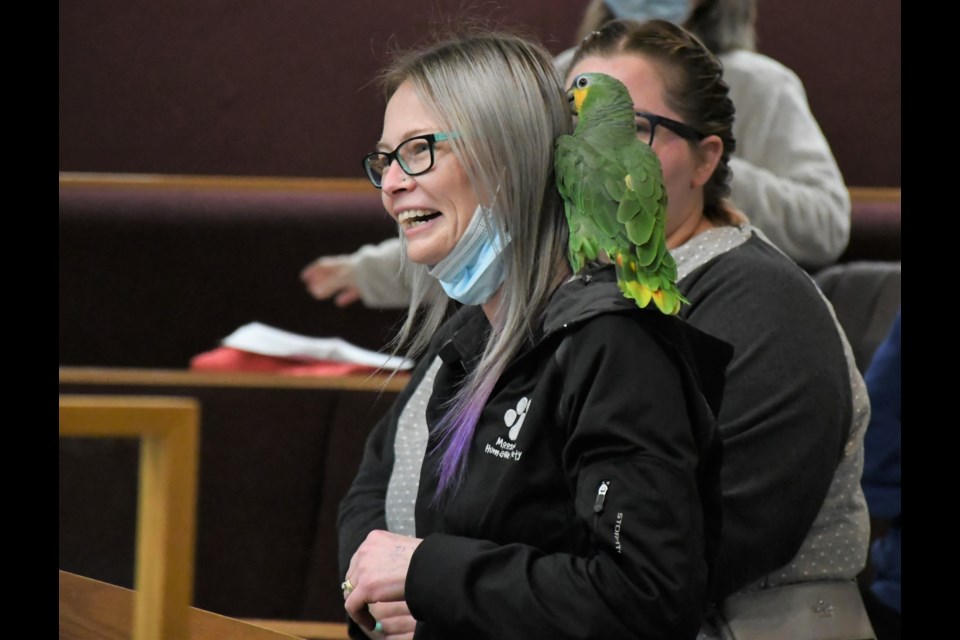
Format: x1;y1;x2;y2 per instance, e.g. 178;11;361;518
755;1;901;187
59;0;900;186
58;1;586;178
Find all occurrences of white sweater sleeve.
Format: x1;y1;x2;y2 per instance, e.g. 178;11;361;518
349;237;412;308
722;51;851;269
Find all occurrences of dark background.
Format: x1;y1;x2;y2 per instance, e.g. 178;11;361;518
59;0;900;187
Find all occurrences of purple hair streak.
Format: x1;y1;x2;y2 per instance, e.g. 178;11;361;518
433;367;501;500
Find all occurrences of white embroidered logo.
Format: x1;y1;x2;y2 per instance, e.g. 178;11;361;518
504;397;530;441
484;397;530;462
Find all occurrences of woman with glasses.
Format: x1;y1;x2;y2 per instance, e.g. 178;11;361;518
566;19;873;639
337;30;731;640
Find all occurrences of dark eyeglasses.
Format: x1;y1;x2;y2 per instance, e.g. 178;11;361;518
361;132;458;189
635;112;706;146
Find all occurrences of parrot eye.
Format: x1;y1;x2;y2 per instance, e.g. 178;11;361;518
576;75;589;89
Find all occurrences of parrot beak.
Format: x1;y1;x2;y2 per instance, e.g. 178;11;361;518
566;90;579;116
569;87;586;115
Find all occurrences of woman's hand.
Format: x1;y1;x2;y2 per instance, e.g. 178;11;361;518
343;530;423;633
300;255;362;307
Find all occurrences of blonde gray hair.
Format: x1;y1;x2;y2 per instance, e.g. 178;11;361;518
379;32;573;495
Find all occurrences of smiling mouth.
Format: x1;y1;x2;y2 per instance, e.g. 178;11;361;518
398;209;442;229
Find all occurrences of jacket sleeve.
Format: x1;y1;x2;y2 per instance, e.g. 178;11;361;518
861;310;901;520
336;399;397;580
405;316;718;640
336;355;439;578
727;59;851;269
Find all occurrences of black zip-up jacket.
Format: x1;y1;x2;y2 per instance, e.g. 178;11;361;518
338;266;732;639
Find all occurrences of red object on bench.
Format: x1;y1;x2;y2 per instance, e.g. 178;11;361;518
190;347;383;376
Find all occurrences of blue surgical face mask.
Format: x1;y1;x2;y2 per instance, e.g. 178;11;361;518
427;204;511;306
604;0;690;24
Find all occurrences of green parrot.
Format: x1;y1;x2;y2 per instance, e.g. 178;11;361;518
555;71;687;315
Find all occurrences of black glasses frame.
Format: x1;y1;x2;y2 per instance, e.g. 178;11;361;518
361;132;456;189
635;111;707;146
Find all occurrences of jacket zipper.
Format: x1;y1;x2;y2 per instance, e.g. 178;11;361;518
593;480;610;533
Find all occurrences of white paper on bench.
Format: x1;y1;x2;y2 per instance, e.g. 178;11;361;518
221;322;414;371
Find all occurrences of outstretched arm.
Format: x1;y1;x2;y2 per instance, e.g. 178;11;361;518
301;238;411;308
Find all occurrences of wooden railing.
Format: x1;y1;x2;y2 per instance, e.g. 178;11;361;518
59;171;900;204
59;366;411;393
59;395;200;640
60;570;350;639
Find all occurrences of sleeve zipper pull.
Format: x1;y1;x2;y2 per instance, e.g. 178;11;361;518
593;480;610;514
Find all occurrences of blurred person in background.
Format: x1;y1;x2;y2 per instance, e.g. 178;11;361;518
859;309;901;640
